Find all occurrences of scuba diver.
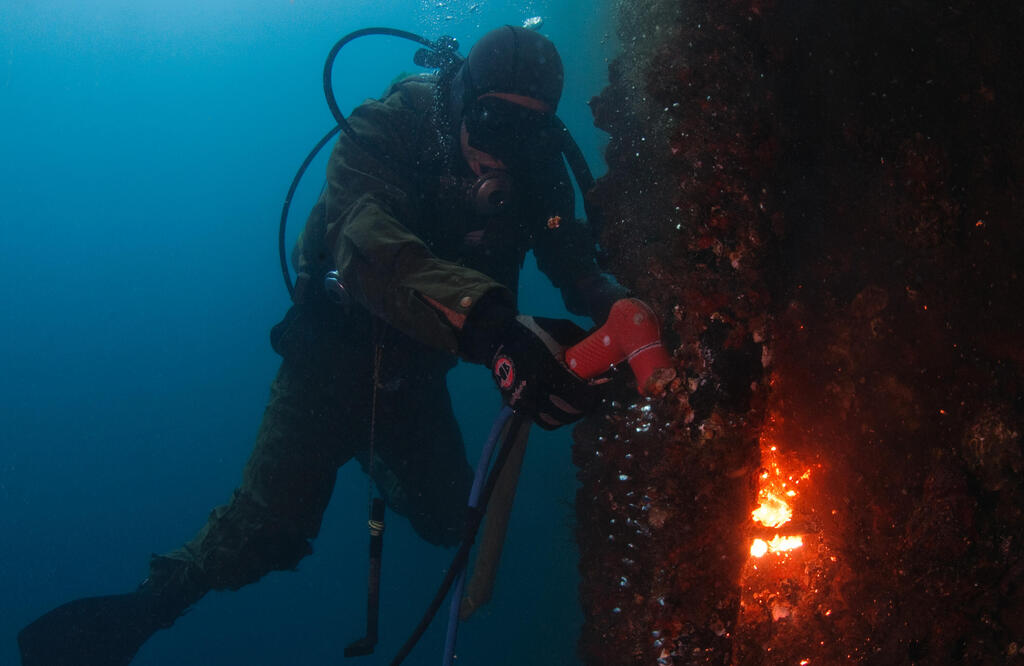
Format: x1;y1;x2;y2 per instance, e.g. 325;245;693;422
18;25;639;665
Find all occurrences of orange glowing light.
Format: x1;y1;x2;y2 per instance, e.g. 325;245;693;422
748;439;809;558
770;534;803;551
751;494;792;528
750;535;804;558
751;444;806;528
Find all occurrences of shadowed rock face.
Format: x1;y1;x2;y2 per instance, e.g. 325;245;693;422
574;1;1024;664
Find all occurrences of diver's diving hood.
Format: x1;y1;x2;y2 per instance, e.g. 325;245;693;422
278;26;601;299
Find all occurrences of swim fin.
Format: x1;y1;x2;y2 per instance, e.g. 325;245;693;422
18;592;167;666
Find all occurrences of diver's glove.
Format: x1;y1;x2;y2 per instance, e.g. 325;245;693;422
573;272;631;326
460;291;604;428
489;315;602;428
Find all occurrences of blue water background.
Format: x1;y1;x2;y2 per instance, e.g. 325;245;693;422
1;1;617;664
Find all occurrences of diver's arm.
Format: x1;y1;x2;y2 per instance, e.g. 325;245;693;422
533;216;628;325
324;91;513;356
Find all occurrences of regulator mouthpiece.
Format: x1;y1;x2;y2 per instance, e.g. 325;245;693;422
470;171;514;216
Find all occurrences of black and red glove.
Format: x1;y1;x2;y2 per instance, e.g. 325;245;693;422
460;295;603;429
488;315;603;429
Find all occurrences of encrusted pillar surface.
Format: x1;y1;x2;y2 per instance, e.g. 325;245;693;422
575;1;1024;664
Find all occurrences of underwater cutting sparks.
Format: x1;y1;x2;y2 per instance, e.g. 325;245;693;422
750;442;809;557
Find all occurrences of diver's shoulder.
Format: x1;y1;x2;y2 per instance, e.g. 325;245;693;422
385;73;438;113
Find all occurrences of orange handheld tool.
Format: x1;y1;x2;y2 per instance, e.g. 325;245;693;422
564;299;673;395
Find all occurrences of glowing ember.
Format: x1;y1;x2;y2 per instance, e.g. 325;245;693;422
751;445;803;528
773;535;803;550
750;535;804;557
751;494;792;528
749;440;809;557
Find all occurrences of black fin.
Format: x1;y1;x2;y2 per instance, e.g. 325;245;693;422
18;593;160;666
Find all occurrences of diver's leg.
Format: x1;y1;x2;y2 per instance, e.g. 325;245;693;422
18;356;373;666
371;369;474;547
150;356;372;599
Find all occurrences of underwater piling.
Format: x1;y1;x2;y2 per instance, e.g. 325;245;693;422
576;0;1024;663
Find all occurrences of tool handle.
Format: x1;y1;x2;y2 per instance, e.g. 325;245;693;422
365;498;385;637
344;498;385;658
565;299;673;395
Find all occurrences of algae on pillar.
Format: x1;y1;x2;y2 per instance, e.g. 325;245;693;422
576;0;1024;663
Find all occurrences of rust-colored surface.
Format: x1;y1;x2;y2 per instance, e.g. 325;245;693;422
575;1;1024;664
